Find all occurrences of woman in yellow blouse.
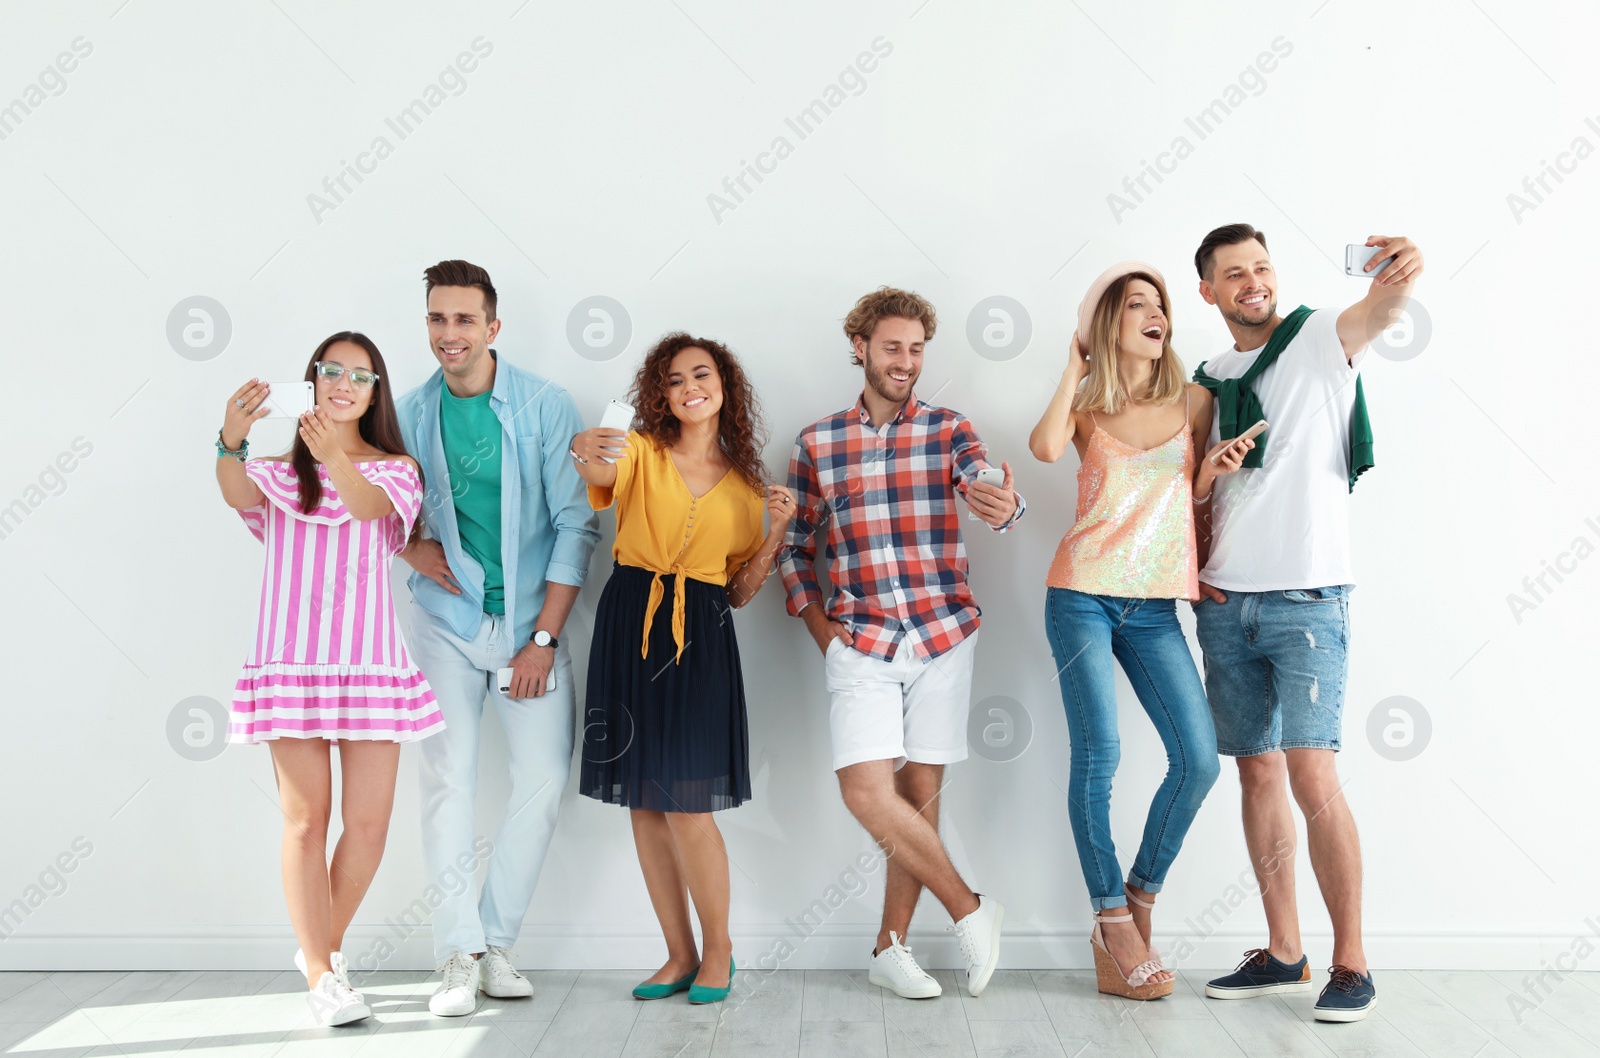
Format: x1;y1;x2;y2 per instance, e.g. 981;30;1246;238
569;332;794;1004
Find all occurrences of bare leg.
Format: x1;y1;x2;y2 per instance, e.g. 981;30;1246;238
326;740;401;953
1236;752;1303;964
664;812;733;989
838;761;978;923
876;763;942;953
268;738;335;987
1286;749;1365;974
631;809;701;984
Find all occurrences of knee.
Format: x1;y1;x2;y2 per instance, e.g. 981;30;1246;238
1287;761;1343;815
1070;737;1120;781
839;777;890;821
1189;752;1223;793
895;767;942;811
1236;753;1286;796
284;809;331;850
663;811;719;844
339;811;391;851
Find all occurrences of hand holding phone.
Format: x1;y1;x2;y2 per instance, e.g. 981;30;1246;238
497;665;556;698
1210;419;1268;465
1345;244;1396;280
596;399;634;464
967;465;1010;522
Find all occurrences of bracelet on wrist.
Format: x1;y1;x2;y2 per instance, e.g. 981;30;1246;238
216;429;248;461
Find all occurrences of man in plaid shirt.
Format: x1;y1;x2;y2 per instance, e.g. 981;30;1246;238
778;287;1024;1001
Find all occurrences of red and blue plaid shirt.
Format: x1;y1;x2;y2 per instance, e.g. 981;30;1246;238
778;393;1026;662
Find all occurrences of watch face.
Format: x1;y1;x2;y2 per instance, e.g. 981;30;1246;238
534;630;552;646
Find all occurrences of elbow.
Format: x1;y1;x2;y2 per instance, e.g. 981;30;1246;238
1029;436;1062;464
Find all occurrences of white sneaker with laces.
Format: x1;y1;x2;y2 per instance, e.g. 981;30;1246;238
429;951;481;1017
480;945;534;998
295;949;363;1003
868;932;942;999
307;971;370;1026
949;894;1005;997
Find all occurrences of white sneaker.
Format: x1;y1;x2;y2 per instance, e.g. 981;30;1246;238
429;952;481;1017
949;894;1005;997
868;932;942;999
480;945;534;998
307;971;371;1026
295;949;364;1002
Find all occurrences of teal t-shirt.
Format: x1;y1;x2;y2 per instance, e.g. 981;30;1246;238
439;387;505;614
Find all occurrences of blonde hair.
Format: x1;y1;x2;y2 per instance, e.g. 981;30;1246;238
1072;271;1186;414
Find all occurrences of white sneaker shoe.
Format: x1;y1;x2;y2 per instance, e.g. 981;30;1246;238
295;949;363;1003
949;894;1005;997
868;932;942;999
307;971;370;1026
429;952;481;1017
480;945;534;998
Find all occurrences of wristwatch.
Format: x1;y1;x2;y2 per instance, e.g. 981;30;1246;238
532;629;558;647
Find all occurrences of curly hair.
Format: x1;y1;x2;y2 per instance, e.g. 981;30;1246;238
843;286;938;365
627;332;768;494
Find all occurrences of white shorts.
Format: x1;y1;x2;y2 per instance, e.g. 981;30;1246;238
825;630;979;772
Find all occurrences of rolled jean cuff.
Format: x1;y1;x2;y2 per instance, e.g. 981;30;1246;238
1126;872;1164;895
1090;894;1129;913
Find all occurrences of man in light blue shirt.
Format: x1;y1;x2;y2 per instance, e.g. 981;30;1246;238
396;260;599;1016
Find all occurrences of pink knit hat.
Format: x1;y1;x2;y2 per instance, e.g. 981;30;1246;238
1076;260;1166;347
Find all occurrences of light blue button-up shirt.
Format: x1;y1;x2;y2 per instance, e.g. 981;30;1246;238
397;350;600;646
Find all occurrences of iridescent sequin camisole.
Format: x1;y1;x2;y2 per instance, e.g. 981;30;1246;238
1046;407;1200;601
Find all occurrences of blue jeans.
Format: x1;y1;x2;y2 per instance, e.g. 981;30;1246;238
1044;588;1221;910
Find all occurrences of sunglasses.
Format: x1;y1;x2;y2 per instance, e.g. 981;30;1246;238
314;360;380;388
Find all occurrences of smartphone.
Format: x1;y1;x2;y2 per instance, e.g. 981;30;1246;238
496;666;556;696
1345;244;1396;280
968;466;1006;520
262;381;314;419
597;399;634;464
1211;419;1269;464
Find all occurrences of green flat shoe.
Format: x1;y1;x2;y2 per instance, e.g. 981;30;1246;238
687;958;736;1004
632;967;698;1000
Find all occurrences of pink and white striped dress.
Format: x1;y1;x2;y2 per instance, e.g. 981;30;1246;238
230;458;444;744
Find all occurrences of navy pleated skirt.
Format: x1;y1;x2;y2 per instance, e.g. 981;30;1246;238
579;563;752;812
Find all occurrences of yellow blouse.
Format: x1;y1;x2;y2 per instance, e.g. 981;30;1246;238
588;431;765;662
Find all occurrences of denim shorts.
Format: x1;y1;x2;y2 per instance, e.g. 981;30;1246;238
1192;585;1352;756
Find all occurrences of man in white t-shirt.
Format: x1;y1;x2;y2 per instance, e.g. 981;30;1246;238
1188;223;1424;1023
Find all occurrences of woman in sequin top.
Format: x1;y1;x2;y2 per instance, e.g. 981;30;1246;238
1028;261;1254;999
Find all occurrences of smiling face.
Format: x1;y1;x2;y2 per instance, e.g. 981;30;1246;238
315;340;377;422
1117;278;1168;361
426;285;501;379
665;346;723;431
857;316;925;405
1201;238;1277;329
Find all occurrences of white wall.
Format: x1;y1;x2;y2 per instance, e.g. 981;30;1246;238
2;0;1597;974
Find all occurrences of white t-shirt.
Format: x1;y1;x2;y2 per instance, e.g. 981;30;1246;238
1201;308;1368;592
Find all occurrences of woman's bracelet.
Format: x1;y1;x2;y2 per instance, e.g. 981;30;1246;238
216;429;248;461
1192;490;1212;504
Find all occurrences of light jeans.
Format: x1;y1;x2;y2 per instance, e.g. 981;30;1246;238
404;594;575;963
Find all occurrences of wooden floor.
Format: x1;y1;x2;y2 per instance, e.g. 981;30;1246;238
0;967;1596;1058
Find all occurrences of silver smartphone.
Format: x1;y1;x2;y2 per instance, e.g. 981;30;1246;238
496;666;556;696
1344;244;1395;280
968;466;1006;520
262;381;314;418
597;399;634;464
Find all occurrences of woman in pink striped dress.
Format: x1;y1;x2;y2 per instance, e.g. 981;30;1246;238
216;331;443;1026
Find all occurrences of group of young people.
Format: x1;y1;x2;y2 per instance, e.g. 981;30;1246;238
214;222;1424;1029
